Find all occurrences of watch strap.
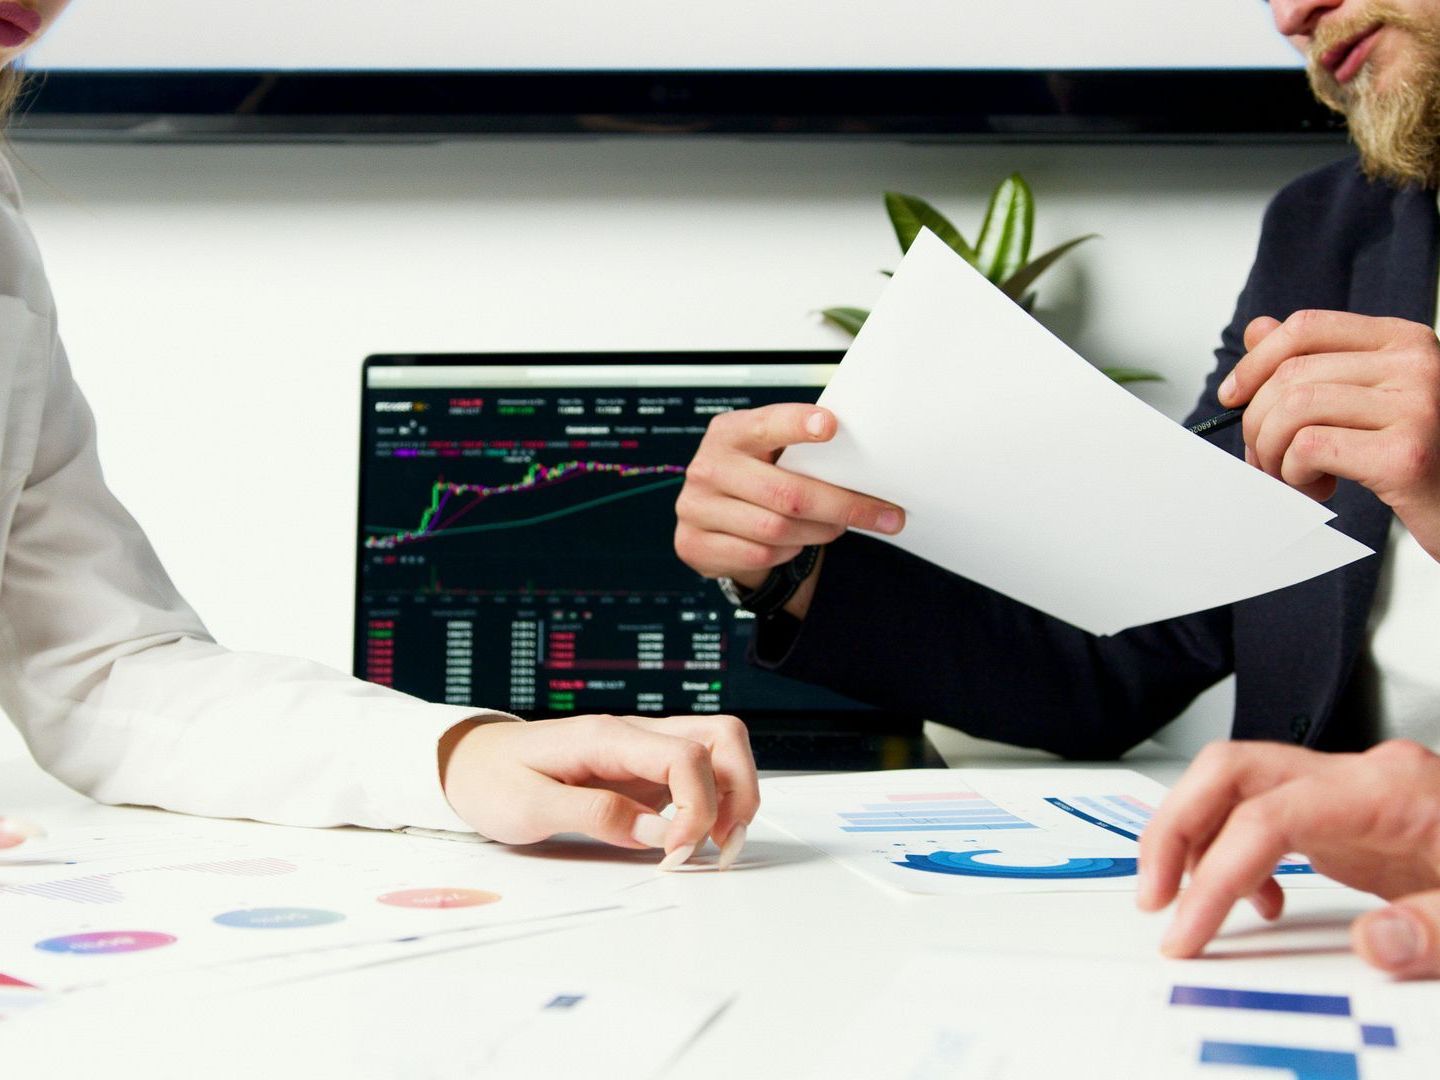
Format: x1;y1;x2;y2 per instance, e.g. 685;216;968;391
723;544;821;617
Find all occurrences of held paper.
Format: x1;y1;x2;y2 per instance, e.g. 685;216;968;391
780;229;1371;635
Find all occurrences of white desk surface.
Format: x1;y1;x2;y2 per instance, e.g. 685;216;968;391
0;725;1412;1078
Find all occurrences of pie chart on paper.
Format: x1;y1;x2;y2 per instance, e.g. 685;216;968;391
895;849;1138;880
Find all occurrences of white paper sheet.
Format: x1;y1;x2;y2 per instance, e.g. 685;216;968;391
814;951;1434;1080
0;818;670;991
780;229;1372;635
0;962;729;1080
760;769;1335;896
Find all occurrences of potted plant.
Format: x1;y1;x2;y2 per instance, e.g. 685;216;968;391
822;175;1162;385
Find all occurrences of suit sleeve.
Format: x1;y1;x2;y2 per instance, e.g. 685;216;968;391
0;333;510;831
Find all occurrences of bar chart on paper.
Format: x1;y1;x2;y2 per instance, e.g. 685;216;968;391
818;953;1431;1080
837;791;1038;834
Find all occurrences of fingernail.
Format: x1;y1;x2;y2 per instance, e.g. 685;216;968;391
658;843;696;871
1219;372;1237;404
876;509;901;534
717;824;748;871
1244;445;1256;467
805;412;827;438
1363;908;1424;970
631;814;669;849
0;817;46;849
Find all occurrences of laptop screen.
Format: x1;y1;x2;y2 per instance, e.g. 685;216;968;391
356;352;903;729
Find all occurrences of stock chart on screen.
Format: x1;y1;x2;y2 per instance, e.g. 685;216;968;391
357;359;868;719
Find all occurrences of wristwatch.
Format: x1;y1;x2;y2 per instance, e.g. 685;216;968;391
716;545;822;617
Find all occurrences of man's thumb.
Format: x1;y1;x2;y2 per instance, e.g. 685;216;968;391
1353;892;1440;978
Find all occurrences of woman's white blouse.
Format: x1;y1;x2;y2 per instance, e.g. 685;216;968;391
0;157;495;832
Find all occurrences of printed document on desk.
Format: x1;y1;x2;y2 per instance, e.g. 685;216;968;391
760;769;1334;895
815;951;1434;1080
0;818;664;991
779;229;1372;636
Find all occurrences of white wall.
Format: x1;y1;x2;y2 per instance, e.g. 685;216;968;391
0;137;1345;761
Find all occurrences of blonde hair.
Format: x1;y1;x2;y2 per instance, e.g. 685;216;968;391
0;66;23;128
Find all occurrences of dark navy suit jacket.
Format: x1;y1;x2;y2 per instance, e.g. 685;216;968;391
757;157;1440;759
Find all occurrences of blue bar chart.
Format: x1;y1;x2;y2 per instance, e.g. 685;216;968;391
837;791;1039;834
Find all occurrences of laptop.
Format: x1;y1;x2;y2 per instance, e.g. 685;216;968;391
354;351;942;771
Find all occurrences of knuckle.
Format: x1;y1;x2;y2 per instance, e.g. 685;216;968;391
1368;738;1431;767
707;408;742;439
1277;381;1319;419
715;713;749;744
748;409;774;448
673;739;710;773
672;525;704;568
1387;431;1436;488
764;479;809;518
1291;425;1328;461
582;790;627;835
1228;799;1273;835
683;455;717;489
1274;353;1312;385
1194;740;1238;770
1287;308;1322;336
673;487;700;521
737;542;779;572
751;508;792;544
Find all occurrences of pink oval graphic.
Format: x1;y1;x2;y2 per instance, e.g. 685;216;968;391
376;888;501;910
36;931;177;955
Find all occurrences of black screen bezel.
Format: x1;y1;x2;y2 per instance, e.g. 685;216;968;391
17;69;1345;141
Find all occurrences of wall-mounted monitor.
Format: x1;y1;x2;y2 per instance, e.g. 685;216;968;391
13;1;1344;141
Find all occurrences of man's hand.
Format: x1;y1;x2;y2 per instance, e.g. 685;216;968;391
1221;311;1440;559
1137;740;1440;977
0;816;44;850
438;714;760;870
673;403;905;619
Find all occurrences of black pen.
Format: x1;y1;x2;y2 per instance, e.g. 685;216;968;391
1186;407;1245;438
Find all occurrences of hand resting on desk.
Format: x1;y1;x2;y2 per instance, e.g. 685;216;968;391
1137;740;1440;978
437;713;759;870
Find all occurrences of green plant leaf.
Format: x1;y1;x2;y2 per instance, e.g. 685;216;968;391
975;174;1035;284
998;234;1098;301
1101;366;1165;384
820;306;869;336
884;192;975;262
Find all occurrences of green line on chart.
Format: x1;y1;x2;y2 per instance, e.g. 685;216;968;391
363;476;685;538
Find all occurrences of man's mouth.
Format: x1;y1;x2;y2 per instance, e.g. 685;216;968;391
1320;23;1386;85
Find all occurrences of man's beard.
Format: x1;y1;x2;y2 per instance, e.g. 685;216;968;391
1307;3;1440;188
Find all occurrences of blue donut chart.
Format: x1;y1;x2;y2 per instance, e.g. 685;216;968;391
896;849;1139;879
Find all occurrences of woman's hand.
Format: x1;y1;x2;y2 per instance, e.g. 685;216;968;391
1222;311;1440;559
0;816;45;850
1138;740;1440;977
438;714;760;870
